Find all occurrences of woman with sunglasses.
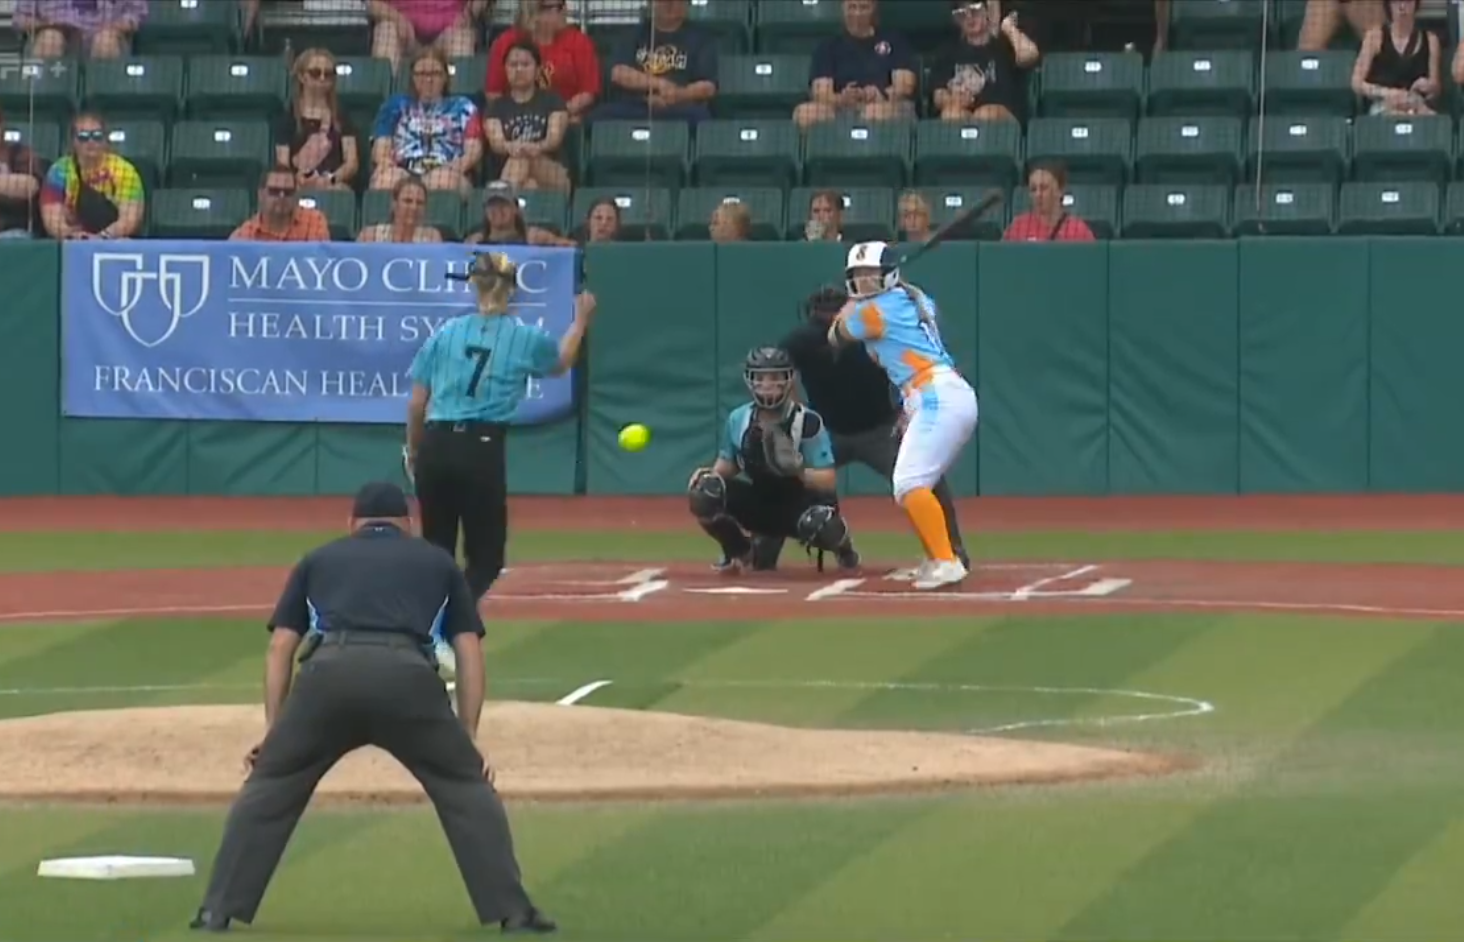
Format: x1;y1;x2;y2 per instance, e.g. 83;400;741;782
277;48;360;191
370;46;483;196
486;0;601;124
39;112;143;241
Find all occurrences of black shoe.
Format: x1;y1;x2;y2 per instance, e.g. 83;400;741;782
189;909;230;932
957;548;971;571
501;908;557;933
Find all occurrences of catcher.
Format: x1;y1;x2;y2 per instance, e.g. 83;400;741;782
687;347;861;574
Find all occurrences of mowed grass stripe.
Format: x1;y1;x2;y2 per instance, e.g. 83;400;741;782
1340;813;1464;940
538;800;929;941
752;615;1432;941
1057;623;1464;941
649;617;996;725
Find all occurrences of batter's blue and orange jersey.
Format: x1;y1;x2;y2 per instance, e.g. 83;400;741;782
717;403;836;477
836;285;956;393
409;313;561;423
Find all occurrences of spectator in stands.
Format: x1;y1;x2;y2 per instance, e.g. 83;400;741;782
930;1;1039;124
368;0;486;72
794;0;917;129
464;189;568;245
1351;0;1440;115
709;201;751;242
371;47;483;195
594;0;718;123
14;0;145;60
230;166;330;242
802;190;844;242
1003;162;1094;242
484;41;571;192
487;0;602;124
39;112;142;241
0;106;48;240
277;48;360;192
1299;0;1384;52
898;190;933;242
1455;4;1464;88
579;198;622;242
358;175;442;242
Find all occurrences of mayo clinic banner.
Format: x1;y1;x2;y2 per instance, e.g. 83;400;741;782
61;241;580;424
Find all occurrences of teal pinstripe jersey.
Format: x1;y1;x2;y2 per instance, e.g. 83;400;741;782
409;314;561;422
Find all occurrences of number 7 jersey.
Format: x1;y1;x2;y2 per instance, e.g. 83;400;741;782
835;285;957;394
408;313;562;423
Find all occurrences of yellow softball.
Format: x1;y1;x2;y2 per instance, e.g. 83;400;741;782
618;423;651;452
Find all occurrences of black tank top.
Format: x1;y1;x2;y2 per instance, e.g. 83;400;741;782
1366;27;1429;90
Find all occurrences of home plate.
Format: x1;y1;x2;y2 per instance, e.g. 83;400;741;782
38;855;195;880
684;587;789;595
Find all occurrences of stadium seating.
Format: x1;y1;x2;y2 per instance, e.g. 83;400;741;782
919;187;1007;240
585;120;691;189
1232;183;1336;236
83;57;186;122
1245;115;1350;184
572;187;676;241
786;187;894;241
1122;183;1231;238
1036;52;1145;120
802;119;911;189
675;187;785;240
913;119;1022;189
1024;117;1134;186
299;189;360;240
691;119;801;187
1337;181;1441;235
1010;184;1121;240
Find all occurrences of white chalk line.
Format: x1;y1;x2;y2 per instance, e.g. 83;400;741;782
806;579;865;601
0;677;1213;736
1010;564;1099;600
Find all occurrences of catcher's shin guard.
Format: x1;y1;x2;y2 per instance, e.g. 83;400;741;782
750;535;785;571
698;516;753;562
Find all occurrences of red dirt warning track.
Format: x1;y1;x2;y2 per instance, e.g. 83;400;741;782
0;496;1457;623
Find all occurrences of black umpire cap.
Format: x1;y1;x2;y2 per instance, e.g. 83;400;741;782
351;481;411;520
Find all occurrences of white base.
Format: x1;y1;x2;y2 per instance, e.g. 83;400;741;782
38;855;195;880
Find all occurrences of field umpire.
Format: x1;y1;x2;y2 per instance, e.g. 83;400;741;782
405;251;594;604
190;482;555;935
750;286;969;573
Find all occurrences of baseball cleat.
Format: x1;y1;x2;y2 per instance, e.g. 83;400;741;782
887;561;930;582
712;553;753;574
501;907;557;933
913;559;968;590
189;909;231;932
434;639;457;680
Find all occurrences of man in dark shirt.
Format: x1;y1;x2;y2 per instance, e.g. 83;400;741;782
793;0;918;128
593;0;718;122
751;288;969;574
930;1;1040;124
189;482;554;936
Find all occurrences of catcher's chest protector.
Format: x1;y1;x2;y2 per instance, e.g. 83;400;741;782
740;406;807;479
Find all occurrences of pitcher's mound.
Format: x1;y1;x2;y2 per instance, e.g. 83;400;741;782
0;703;1187;805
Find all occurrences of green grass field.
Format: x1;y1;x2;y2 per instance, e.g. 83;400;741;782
0;527;1461;942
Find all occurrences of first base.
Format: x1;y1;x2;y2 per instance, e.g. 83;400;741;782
38;855;195;880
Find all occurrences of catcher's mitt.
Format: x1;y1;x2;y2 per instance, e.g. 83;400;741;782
759;415;804;478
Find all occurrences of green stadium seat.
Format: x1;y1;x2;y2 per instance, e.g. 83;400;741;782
1121;183;1230;238
0;119;61;161
1037;51;1145;119
1337;181;1440;235
787;187;895;241
149;187;251;239
134;0;239;54
675;187;785;240
692;119;800;187
256;4;373;58
168;119;273;187
913;119;1021;188
880;0;952;34
361;188;465;240
688;0;753;53
297;189;359;240
803;119;912;189
1024;117;1133;186
1246;114;1348;184
1008;183;1120;239
572;187;675;240
916;187;1006;241
1351;114;1453;183
1135;115;1244;184
185;56;288;119
82;57;184;122
1145;50;1255;117
104;120;168;191
1262;51;1357;116
1444;181;1464;234
444;56;489;107
755;0;842;55
1168;0;1268;50
715;54;810;118
331;57;394;126
585;120;690;188
1232;183;1335;235
0;58;78;119
509;190;570;234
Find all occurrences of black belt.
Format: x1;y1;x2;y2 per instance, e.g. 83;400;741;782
426;420;510;434
319;630;427;650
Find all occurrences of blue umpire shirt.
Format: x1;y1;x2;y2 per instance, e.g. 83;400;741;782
409;313;563;423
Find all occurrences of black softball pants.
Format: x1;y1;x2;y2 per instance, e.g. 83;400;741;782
415;421;509;600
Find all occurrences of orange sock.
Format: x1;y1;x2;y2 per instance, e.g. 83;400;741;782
900;488;956;562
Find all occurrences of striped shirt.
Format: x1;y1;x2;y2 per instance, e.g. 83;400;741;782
409;313;561;422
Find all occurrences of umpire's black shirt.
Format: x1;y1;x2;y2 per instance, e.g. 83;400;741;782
779;320;900;435
268;523;484;644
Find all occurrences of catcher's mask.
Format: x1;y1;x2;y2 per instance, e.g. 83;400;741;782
845;240;900;298
744;346;795;410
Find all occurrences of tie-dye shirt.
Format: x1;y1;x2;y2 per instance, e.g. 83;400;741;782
372;94;481;175
40;153;144;219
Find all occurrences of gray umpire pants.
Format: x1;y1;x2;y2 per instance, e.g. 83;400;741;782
199;632;533;926
753;420;968;566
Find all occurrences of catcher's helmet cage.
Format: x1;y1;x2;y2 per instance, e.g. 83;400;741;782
744;346;796;409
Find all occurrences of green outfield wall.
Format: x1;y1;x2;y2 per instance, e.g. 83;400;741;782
3;237;1461;497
